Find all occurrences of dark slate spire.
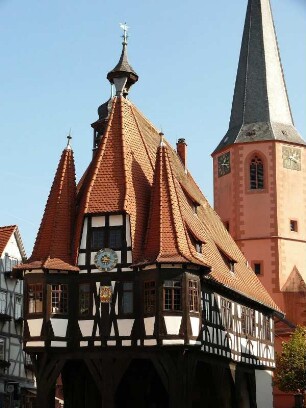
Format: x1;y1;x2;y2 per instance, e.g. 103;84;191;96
214;0;305;153
107;23;138;97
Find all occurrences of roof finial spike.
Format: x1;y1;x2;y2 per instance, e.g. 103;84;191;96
159;131;165;147
66;129;72;150
120;22;129;45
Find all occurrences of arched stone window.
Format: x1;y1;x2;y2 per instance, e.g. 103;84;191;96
250;155;264;189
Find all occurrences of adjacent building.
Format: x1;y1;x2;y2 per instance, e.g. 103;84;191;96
0;226;35;407
14;21;282;408
212;0;305;407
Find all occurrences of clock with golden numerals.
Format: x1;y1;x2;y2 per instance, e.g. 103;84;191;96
94;248;118;272
218;152;231;177
282;146;301;171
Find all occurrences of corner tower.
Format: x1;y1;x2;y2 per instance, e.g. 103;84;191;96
212;0;306;326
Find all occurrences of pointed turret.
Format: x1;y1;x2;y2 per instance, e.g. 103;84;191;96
214;0;304;153
29;137;78;270
107;23;138;97
143;134;206;266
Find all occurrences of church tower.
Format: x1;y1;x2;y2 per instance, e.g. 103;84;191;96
212;0;306;327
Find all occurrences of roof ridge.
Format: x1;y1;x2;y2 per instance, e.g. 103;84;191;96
119;98;130;211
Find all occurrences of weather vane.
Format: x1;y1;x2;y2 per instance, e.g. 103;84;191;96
67;129;72;147
120;22;129;44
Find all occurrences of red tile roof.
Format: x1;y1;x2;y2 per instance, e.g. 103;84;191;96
0;225;17;257
73;96;281;312
142;140;208;266
29;146;77;271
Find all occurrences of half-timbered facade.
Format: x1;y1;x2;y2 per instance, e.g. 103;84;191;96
15;27;282;408
0;226;35;407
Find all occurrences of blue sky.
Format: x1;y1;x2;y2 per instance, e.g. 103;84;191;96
0;0;305;255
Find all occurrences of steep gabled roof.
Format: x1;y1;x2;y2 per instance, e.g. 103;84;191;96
28;144;78;271
214;0;304;154
0;225;26;260
0;225;17;257
74;95;280;312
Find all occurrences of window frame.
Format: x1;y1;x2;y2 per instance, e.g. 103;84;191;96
144;281;156;315
28;283;43;315
121;282;134;315
221;298;233;330
79;283;91;317
188;280;200;313
50;284;69;315
250;155;264;190
163;280;182;312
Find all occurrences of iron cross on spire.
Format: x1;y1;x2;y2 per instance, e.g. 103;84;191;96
120;22;129;44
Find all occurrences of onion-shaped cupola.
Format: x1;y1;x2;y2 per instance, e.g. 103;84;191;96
107;23;138;97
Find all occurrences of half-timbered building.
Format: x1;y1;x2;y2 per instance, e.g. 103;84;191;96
0;226;35;407
14;25;283;408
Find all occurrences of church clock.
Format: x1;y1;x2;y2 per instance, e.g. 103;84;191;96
282;146;301;171
218;152;231;177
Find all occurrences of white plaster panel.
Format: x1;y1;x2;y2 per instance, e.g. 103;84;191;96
92;216;105;227
93;294;96;315
26;341;44;347
115;296;118;314
80;218;88;249
117;319;134;336
91;253;97;264
25;270;43;274
190;317;200;337
115;251;121;263
188;340;201;346
110;324;115;336
28;319;43;337
51;341;67;347
255;369;273;408
80;341;88;347
78;320;94;337
162;339;184;345
50;319;68;337
144;339;157;346
144;317;155;336
122;340;132;346
164;316;182;335
80;270;88;274
107;340;117;346
78;253;86;265
126;251;132;264
122;267;133;272
94;341;101;346
109;214;123;226
126;215;132;247
91;269;100;273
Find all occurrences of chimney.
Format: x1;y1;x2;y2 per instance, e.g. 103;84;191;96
177;138;187;168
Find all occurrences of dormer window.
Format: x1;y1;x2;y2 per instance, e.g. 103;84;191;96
218;247;236;273
91;226;123;250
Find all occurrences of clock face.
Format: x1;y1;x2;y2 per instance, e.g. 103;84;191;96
218;152;231;177
94;248;118;272
282;146;301;171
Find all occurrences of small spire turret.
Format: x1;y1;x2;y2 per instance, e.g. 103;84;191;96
107;23;139;97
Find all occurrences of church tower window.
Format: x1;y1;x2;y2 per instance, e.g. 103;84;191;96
250;156;264;190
